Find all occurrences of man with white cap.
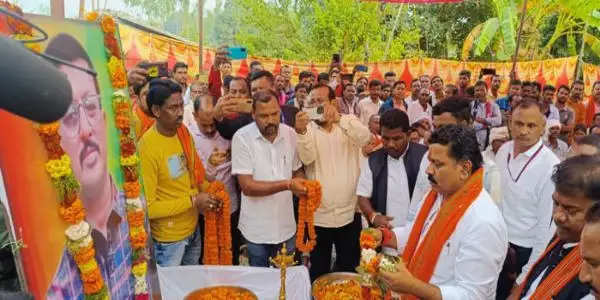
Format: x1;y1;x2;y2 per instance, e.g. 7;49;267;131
483;126;510;163
544;119;569;161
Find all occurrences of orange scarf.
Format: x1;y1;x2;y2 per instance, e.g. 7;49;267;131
134;103;155;140
176;125;206;190
515;237;582;299
568;99;586;125
402;168;483;300
585;97;598;127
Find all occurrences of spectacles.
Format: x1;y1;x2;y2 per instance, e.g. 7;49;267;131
60;94;102;138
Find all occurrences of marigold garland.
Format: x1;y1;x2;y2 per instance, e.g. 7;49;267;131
296;180;322;254
203;181;232;265
37;122;108;297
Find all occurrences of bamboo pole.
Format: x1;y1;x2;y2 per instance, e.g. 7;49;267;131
511;0;529;80
50;0;65;18
198;0;204;74
383;4;404;61
575;23;588;81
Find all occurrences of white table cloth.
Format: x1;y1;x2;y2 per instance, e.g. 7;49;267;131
157;265;311;300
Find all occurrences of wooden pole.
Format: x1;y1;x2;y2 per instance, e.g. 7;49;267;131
198;0;204;75
79;0;85;18
50;0;65;18
575;23;588;81
383;4;404;61
511;0;529;80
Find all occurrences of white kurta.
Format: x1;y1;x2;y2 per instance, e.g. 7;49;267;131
392;189;508;299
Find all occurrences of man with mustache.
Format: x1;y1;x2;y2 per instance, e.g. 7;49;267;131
495;100;561;299
357;109;429;234
139;79;219;267
510;155;598;300
580;202;600;300
45;34;151;299
232;89;307;267
556;85;575;142
375;125;508;299
294;84;372;280
191;95;242;265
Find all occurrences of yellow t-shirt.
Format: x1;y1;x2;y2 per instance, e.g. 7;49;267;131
139;125;198;242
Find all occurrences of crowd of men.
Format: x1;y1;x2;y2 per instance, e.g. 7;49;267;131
125;53;600;299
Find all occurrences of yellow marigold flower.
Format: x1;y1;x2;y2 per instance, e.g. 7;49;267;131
84;11;99;22
120;154;139;167
131;261;147;277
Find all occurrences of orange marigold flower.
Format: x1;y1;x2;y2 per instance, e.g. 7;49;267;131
73;245;96;265
116;114;130;130
124;181;140;198
127;211;144;227
100;15;116;34
59;197;86;224
130;231;147;249
112;69;127;89
84;11;99;22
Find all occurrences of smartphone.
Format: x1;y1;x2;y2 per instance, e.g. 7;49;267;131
138;62;169;80
355;65;368;73
303;105;325;122
231;97;253;114
332;53;341;63
227;47;248;60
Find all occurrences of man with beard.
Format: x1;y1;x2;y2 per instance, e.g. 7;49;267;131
191;95;241;265
295;84;371;280
338;83;360;117
471;80;502;151
541;85;560;121
511;155;598;299
495;100;560;299
357;109;429;237
457;70;472;97
232;90;307;267
556;85;575;142
585;81;600;127
213;76;255;140
407;88;433;126
139;79;219;267
275;74;288;106
375;125;508;299
299;71;315;91
569;80;587;125
489;74;502;100
45;33;152;299
580;202;600;299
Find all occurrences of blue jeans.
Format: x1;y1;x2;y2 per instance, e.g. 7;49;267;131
153;225;202;267
245;235;295;267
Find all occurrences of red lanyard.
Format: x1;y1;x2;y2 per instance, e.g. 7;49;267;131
506;144;544;183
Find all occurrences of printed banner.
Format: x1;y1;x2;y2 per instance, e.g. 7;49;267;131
0;15;159;299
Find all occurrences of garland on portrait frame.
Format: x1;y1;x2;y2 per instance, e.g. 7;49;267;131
84;11;149;300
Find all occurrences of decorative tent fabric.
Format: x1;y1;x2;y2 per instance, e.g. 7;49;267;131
118;22;597;97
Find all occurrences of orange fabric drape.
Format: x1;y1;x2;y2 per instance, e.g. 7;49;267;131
133;103;155;141
514;237;582;299
176;125;206;189
402;168;483;300
585;97;598;127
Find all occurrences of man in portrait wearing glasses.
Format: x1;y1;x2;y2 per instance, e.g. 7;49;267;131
44;33;146;299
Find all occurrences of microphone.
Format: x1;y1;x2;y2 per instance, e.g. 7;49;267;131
0;36;72;123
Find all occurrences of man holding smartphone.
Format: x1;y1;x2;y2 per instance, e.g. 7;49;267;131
295;84;372;280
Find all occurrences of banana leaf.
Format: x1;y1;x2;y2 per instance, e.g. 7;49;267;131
474;18;500;57
584;32;600;58
462;23;484;60
567;33;577;56
556;0;600;28
499;0;517;57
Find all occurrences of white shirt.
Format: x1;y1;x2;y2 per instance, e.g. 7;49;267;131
546;104;560;121
495;140;559;283
231;123;302;244
471;100;502;151
358;97;382;125
392;190;508;299
356;146;430;227
522;242;594;300
482;155;502;206
544;138;569;161
297;115;371;228
407;101;432;126
183;102;200;138
191;129;239;213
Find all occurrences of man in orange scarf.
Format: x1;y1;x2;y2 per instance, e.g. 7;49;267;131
132;81;155;140
509;155;598;300
139;79;221;266
585;81;600;127
569;80;587;126
376;125;508;299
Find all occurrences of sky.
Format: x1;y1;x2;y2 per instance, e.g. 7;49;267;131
18;0;217;18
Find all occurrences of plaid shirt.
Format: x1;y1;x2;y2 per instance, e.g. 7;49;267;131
47;180;147;299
